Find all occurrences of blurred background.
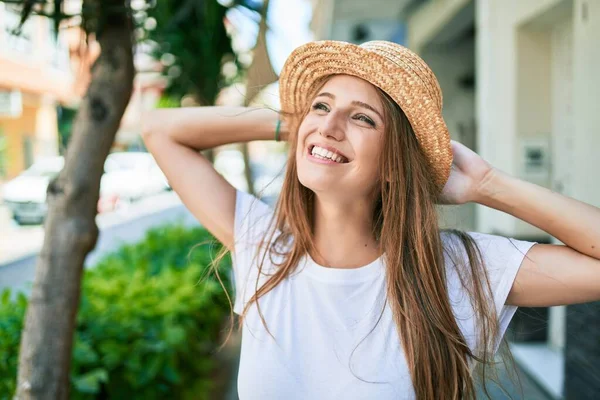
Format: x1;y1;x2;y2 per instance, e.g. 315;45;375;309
0;0;598;399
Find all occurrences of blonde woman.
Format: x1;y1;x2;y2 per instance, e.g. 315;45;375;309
142;41;600;399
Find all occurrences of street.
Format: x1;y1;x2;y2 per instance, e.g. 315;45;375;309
0;191;200;294
0;203;44;265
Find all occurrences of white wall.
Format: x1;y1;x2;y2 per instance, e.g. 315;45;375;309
407;0;599;237
473;0;600;237
514;26;553;238
571;0;600;206
407;0;472;53
475;0;523;235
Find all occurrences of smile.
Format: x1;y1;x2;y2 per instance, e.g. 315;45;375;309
307;145;349;164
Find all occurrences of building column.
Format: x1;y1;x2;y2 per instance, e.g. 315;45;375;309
565;1;600;397
475;0;519;235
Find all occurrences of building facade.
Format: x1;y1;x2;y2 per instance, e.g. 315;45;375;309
406;1;599;398
0;3;75;179
312;0;600;398
0;3;165;180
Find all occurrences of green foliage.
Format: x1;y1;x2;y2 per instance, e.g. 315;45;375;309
2;0;145;40
156;95;181;109
146;0;246;105
0;290;27;398
0;224;233;399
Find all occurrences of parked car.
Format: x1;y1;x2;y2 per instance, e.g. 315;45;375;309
1;152;170;224
1;156;65;224
97;152;170;213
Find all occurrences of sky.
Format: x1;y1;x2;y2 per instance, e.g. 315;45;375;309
267;0;314;74
227;0;314;75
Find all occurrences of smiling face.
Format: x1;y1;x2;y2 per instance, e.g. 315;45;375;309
295;75;386;200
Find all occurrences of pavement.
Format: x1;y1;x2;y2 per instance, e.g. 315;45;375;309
0;191;201;293
0;203;45;265
0;189;187;266
477;356;555;399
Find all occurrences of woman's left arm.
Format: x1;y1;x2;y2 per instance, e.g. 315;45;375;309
444;141;600;307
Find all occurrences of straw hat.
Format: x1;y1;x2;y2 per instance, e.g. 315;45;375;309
279;40;452;192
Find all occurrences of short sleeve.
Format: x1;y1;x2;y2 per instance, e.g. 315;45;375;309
467;233;536;334
443;231;537;353
232;190;275;314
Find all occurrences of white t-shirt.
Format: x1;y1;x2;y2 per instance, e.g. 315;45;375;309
232;190;536;400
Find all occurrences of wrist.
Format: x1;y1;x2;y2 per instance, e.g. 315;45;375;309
473;168;512;207
279;121;289;142
274;114;289;142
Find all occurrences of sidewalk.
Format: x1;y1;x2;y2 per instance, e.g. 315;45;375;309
0;191;185;267
0;178;46;264
0;205;45;265
477;356;555;400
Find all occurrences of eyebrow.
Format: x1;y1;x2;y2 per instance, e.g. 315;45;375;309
316;92;384;121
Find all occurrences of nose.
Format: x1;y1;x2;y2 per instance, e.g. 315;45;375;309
319;112;345;141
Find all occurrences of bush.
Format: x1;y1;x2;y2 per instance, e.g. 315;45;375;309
0;290;27;397
0;224;233;399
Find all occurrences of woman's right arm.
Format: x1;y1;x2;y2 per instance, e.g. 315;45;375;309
141;107;285;250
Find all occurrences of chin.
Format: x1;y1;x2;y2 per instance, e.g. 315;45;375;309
297;168;338;193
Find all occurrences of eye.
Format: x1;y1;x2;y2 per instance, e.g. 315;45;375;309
354;114;376;128
311;102;330;113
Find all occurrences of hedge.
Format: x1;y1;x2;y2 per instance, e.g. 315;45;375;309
0;224;233;399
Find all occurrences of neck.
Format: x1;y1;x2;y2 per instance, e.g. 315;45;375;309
311;194;381;269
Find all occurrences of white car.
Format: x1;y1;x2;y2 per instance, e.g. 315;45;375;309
98;152;171;213
1;152;170;224
2;156;65;224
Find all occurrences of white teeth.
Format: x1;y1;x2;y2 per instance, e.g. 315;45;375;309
310;145;345;163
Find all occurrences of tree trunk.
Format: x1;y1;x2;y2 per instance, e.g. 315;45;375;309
15;4;134;399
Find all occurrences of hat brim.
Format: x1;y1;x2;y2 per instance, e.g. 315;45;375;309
279;40;452;192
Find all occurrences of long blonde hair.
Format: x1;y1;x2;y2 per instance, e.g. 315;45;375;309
212;78;521;399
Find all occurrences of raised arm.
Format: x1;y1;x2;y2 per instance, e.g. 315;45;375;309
476;169;600;307
442;140;600;307
141;106;286;250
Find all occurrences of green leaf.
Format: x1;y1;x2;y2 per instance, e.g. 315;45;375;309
135;355;163;386
73;340;99;366
72;368;108;394
1;289;10;306
163;361;181;384
164;325;186;347
1;223;233;397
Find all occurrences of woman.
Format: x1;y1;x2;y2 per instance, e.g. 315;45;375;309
142;41;600;399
